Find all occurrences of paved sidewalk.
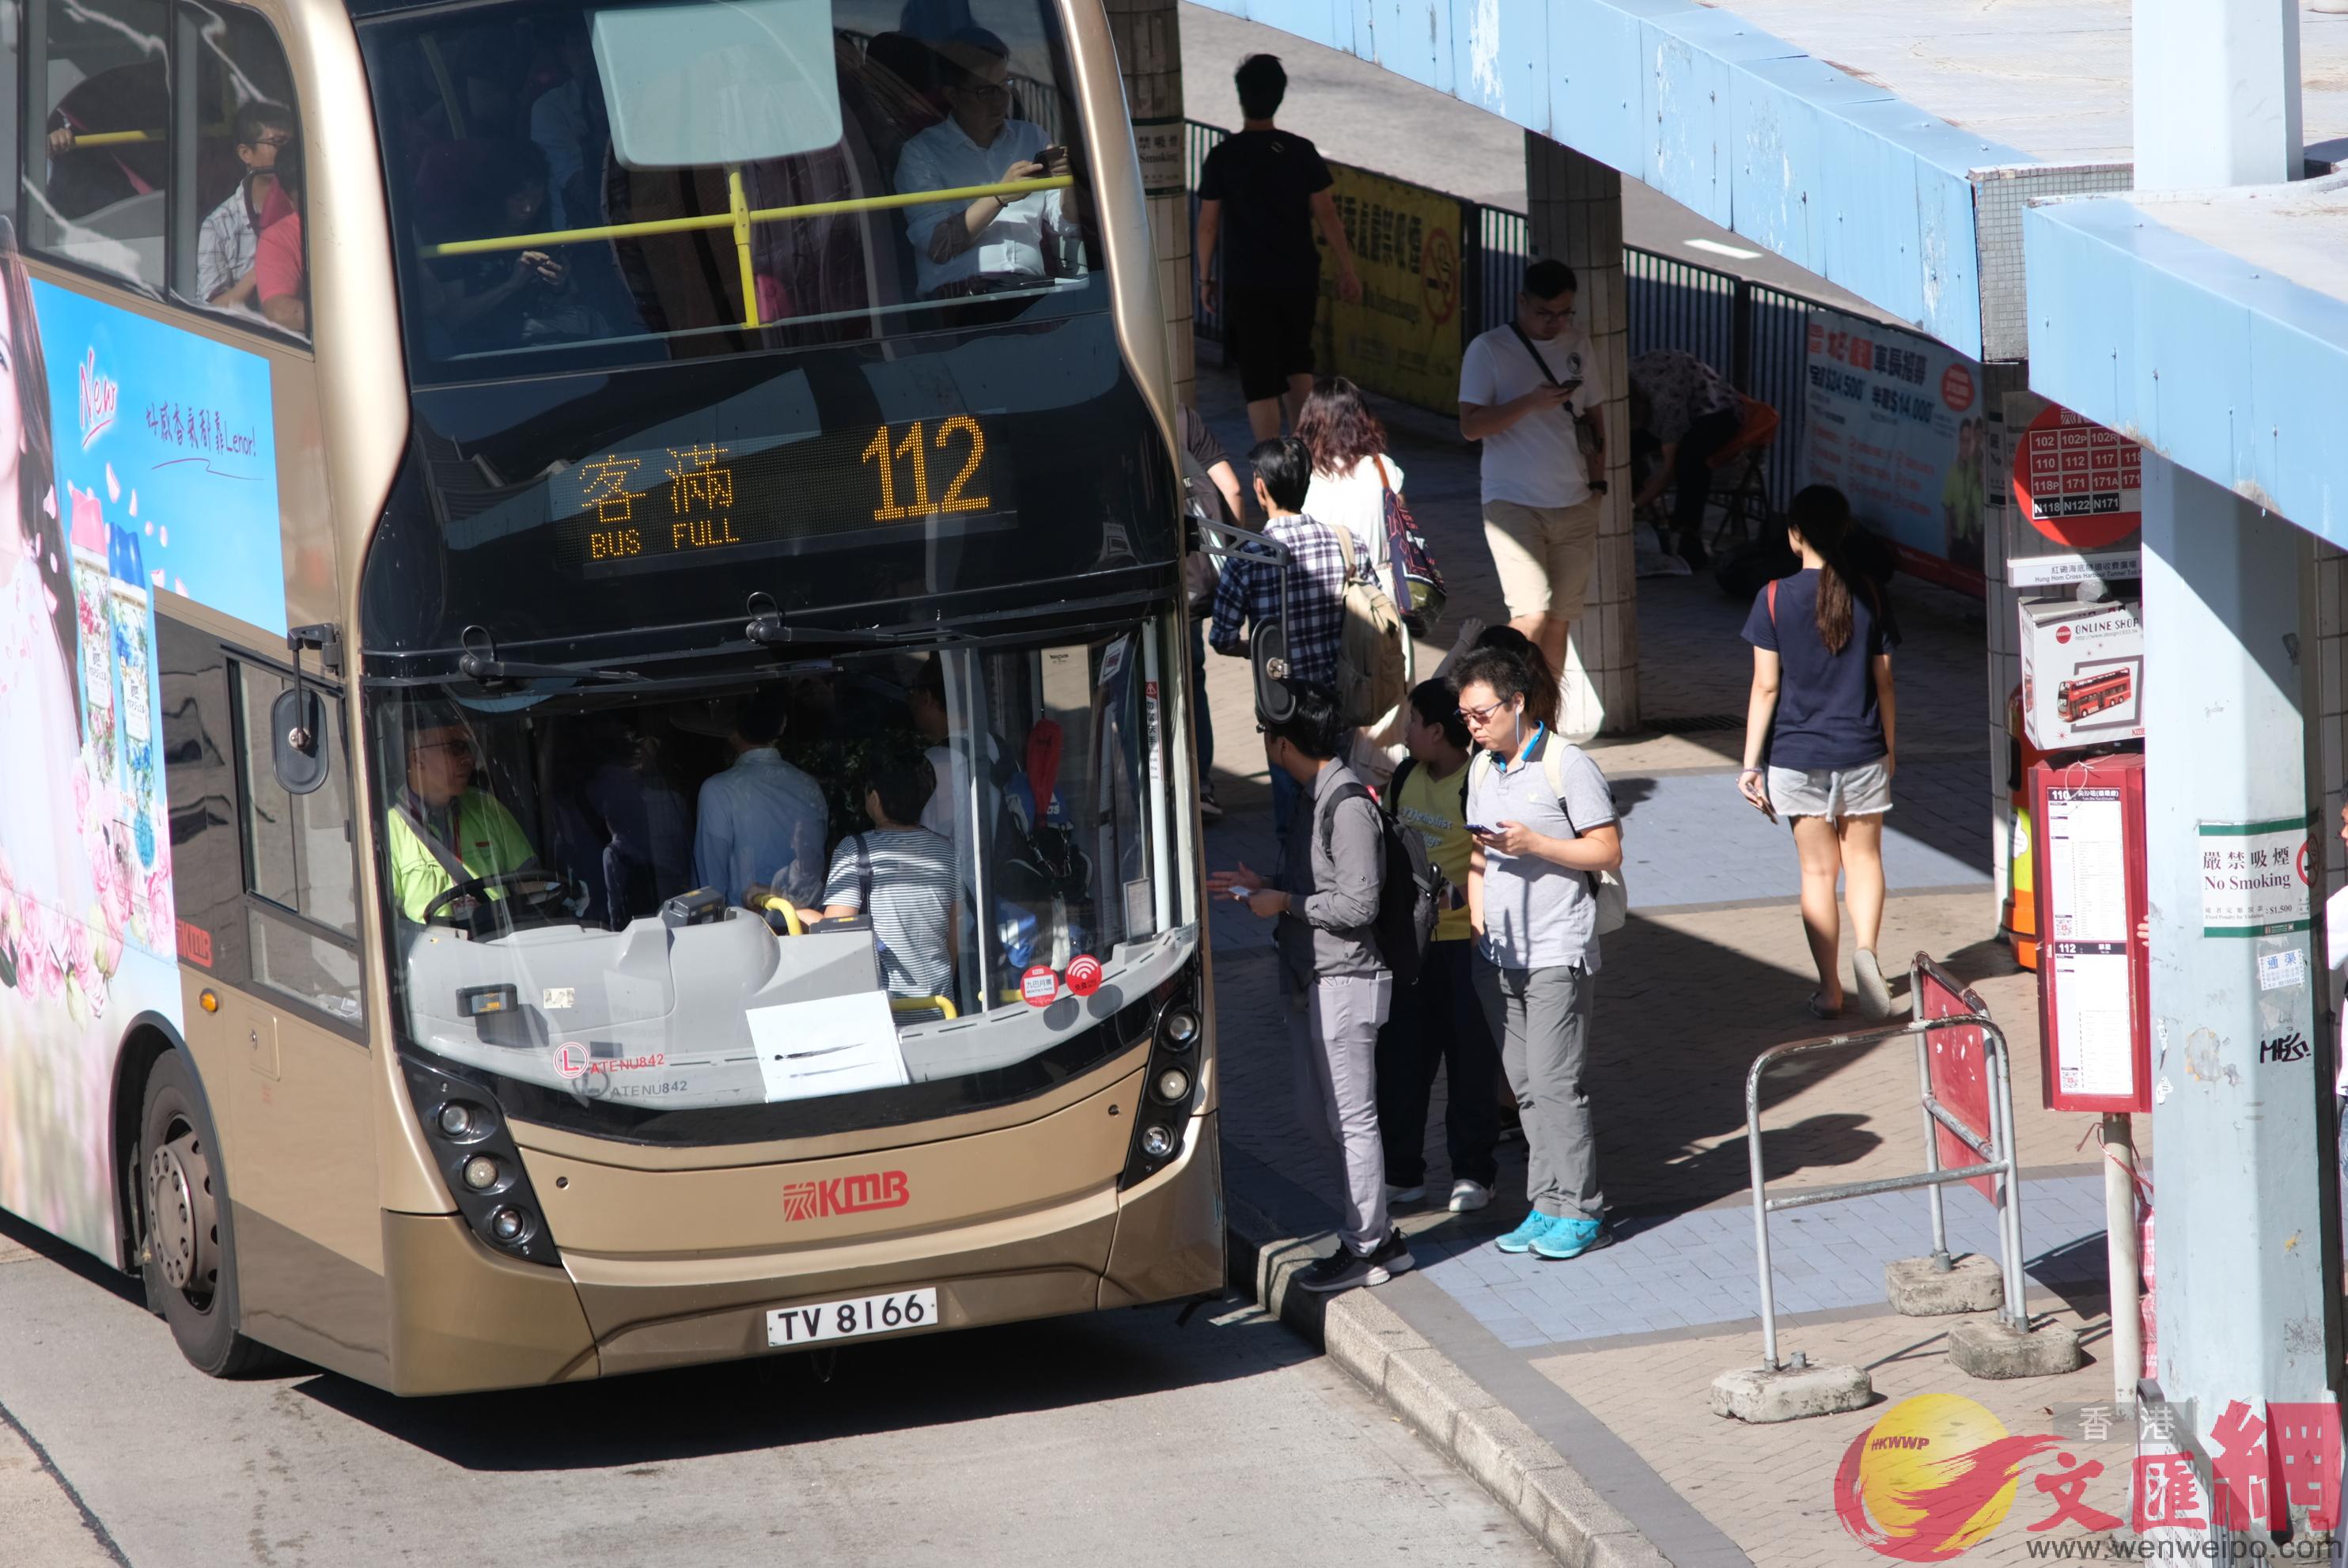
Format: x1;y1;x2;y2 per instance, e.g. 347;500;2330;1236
1193;365;2139;1565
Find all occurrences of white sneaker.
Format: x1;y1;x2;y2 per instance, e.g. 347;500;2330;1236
1448;1180;1493;1214
1386;1182;1426;1204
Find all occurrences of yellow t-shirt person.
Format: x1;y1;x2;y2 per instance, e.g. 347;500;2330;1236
386;790;536;922
1391;757;1475;942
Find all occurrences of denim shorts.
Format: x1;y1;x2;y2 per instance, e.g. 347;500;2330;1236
1767;759;1892;820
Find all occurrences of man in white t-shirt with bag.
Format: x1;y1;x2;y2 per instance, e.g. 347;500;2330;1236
1458;259;1609;717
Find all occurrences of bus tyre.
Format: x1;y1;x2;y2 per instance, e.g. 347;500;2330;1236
138;1053;275;1378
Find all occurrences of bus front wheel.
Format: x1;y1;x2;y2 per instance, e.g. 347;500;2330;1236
138;1053;275;1377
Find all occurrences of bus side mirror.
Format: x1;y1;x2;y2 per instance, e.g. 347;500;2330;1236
271;687;329;796
1252;621;1295;725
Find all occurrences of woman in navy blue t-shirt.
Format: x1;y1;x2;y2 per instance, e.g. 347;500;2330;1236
1736;486;1899;1020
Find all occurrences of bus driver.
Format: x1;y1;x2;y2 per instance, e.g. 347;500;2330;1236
386;706;540;922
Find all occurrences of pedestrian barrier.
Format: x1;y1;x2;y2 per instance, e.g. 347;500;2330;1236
1718;955;2064;1418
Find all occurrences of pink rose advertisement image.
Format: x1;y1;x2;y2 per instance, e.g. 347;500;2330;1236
0;228;282;1259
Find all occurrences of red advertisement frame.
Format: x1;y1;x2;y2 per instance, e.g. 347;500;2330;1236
2032;754;2153;1114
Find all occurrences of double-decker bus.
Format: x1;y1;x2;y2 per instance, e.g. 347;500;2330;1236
0;0;1220;1393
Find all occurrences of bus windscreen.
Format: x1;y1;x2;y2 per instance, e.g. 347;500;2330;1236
359;0;1103;377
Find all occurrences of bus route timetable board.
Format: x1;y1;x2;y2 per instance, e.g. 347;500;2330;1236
2032;755;2152;1113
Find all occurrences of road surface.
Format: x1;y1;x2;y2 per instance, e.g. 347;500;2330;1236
0;1219;1548;1568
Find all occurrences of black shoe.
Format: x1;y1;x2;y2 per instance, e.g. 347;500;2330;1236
1294;1244;1391;1293
1368;1227;1416;1278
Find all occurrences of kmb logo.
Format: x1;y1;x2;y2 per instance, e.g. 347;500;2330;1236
782;1170;911;1222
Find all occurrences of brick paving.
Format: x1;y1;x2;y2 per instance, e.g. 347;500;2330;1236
1194;362;2141;1565
1536;1305;2130;1566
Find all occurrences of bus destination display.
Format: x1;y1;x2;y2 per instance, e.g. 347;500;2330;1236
564;415;1009;570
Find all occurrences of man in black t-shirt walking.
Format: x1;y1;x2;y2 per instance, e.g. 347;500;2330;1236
1195;55;1364;441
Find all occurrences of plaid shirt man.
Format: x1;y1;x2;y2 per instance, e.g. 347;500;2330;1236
196;183;259;303
1208;513;1361;689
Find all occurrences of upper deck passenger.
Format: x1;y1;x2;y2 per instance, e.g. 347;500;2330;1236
894;28;1074;300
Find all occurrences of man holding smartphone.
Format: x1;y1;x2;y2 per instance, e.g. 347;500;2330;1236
1457;259;1610;718
897;28;1080;299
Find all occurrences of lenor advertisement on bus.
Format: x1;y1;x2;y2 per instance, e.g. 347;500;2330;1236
30;282;286;635
0;250;278;1259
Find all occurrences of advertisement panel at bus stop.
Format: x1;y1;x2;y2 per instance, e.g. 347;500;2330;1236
1312;164;1464;413
1797;305;1986;595
0;268;281;1259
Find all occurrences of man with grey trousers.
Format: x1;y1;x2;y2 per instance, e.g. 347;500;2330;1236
1210;682;1414;1293
1454;646;1623;1263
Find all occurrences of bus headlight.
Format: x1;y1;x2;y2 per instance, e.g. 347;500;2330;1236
1153;1067;1191;1104
437;1100;493;1140
400;1059;562;1267
1160;1008;1200;1048
1140;1124;1178;1159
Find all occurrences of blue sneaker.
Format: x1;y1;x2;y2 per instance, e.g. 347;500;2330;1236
1495;1211;1557;1255
1530;1218;1609;1261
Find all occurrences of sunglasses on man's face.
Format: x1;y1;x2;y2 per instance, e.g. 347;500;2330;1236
1456;698;1510;725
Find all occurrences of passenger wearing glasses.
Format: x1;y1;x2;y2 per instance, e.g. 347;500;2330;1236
896;28;1077;299
195;103;297;312
1454;646;1622;1263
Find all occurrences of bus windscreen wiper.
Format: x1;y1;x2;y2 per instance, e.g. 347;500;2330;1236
743;594;973;650
456;626;646;684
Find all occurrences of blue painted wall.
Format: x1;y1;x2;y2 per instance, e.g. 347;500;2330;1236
1190;0;2028;358
2025;198;2348;548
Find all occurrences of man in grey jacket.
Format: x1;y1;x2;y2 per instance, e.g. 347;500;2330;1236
1210;683;1414;1293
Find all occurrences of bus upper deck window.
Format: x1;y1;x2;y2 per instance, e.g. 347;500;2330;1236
25;0;169;290
362;0;1100;377
173;2;305;337
593;0;843;169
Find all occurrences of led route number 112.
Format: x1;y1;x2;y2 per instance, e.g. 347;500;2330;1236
861;415;991;521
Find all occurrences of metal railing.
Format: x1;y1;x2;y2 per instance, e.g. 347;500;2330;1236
1743;955;2032;1372
1187;119;1229;343
1472;205;1528;339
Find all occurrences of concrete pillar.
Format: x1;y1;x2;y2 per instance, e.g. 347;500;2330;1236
2141;464;2329;1425
2129;0;2331;1465
1524;131;1637;737
2134;0;2302;188
1102;0;1194;407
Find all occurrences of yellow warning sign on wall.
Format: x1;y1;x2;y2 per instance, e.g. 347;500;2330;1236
1313;165;1465;413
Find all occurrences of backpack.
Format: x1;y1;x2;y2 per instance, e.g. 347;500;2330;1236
1331;523;1408;729
1374;456;1446;635
1467;739;1630;937
1320;778;1441;987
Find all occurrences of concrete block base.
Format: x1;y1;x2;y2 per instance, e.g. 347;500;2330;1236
1884;1254;2006;1316
1948;1319;2085;1379
1710;1361;1873;1423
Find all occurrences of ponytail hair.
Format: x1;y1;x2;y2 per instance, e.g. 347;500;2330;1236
1787;484;1869;656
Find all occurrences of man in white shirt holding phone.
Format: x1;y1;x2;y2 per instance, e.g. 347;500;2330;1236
896;28;1078;300
1457;259;1609;710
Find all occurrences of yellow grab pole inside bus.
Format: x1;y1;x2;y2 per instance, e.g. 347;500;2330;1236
418;176;1073;259
727;166;758;330
66;130;155;147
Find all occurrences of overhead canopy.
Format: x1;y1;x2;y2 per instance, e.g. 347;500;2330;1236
1191;0;2348;362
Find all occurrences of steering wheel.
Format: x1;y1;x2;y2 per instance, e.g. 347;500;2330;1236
420;869;570;931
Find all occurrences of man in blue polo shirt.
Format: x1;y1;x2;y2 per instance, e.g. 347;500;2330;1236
1456;646;1622;1263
